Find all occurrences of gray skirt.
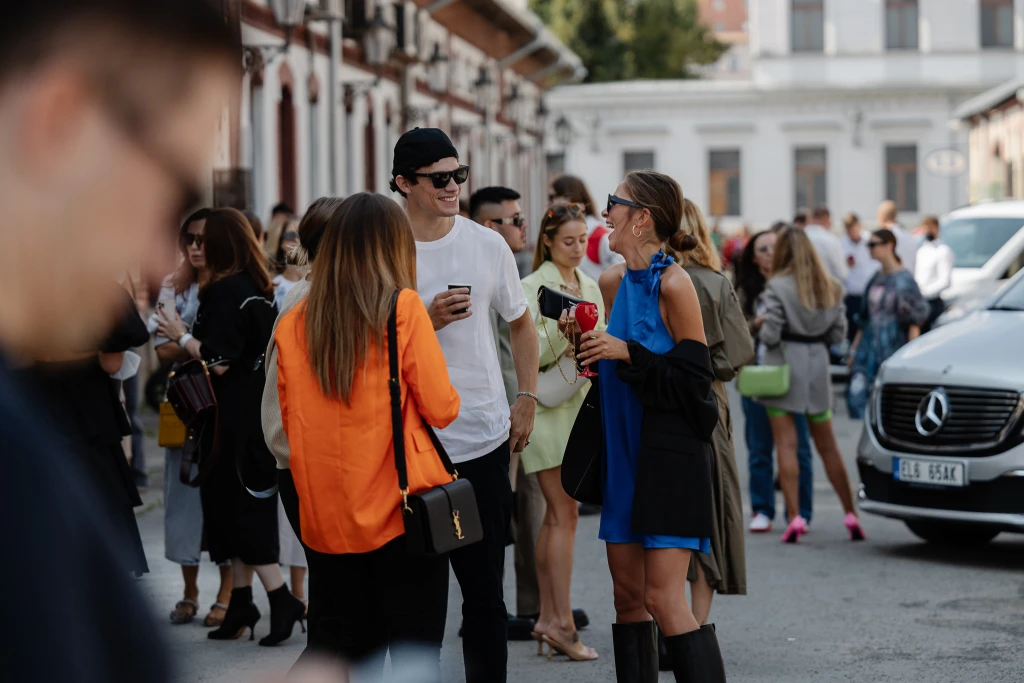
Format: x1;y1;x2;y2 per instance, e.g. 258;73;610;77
163;448;204;566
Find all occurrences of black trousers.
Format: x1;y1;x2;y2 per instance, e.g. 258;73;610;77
450;440;514;683
844;294;863;343
923;297;945;333
279;470;449;679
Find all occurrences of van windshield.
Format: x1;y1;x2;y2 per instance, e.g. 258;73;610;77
941;217;1024;268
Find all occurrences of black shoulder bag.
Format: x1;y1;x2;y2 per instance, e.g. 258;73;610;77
387;290;483;556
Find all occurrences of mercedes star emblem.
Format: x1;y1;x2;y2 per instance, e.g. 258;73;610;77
915;388;949;437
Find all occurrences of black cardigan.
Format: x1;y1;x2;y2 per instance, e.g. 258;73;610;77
617;338;719;539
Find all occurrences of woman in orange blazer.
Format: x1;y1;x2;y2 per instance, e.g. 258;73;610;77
274;193;460;672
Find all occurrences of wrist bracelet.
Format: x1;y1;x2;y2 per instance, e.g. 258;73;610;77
177;333;194;348
517;391;539;403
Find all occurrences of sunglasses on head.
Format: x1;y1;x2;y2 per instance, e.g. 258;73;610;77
607;194;645;213
546;202;586;219
493;215;525;228
413;165;470;189
182;233;204;248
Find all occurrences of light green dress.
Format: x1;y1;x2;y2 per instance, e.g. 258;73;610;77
519;261;606;475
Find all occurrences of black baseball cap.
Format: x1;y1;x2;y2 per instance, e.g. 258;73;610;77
391;128;459;179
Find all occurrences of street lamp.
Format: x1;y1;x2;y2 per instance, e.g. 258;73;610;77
505;83;522;123
426;42;449;94
242;0;307;73
363;5;397;69
554;114;573;149
535;98;550;130
473;65;497;114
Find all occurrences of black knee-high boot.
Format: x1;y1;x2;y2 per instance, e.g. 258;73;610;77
259;583;306;647
663;624;727;683
208;587;261;641
612;621;659;683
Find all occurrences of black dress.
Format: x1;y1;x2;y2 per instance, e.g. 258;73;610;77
28;290;151;575
192;272;279;565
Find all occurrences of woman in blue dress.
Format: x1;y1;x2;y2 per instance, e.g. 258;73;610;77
576;170;725;683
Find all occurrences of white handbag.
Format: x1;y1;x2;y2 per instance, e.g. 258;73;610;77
536;353;589;408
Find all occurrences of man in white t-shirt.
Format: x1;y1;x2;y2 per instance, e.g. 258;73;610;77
804;206;849;283
878;199;920;274
392;129;538;683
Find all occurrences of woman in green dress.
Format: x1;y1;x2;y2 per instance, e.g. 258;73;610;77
520;202;605;662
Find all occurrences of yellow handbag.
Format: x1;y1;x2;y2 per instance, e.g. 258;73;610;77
158;400;187;448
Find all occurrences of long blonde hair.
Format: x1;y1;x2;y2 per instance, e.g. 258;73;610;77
673;199;723;271
533;202;587;272
304;193;417;402
771;227;841;310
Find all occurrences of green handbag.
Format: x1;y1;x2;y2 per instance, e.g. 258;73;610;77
737;345;790;398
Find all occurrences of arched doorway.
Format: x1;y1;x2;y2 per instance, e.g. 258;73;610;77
278;63;297;210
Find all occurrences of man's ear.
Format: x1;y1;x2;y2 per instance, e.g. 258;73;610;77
395;174;415;195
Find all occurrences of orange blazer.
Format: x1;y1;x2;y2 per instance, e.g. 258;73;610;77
275;289;460;554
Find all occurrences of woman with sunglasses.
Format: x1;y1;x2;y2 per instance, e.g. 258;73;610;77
550;174;624;281
759;228;865;544
735;230;817;534
847;229;928;418
572;171;725;683
151;208;234;627
518;202;604;662
157;208;306;646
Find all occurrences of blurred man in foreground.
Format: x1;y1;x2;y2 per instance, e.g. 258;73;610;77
0;1;237;681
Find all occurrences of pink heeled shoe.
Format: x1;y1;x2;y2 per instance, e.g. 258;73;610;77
780;516;807;543
844;513;866;541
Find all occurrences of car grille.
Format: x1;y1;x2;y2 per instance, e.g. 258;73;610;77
878;384;1022;451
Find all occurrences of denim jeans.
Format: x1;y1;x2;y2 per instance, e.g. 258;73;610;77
742;396;813;522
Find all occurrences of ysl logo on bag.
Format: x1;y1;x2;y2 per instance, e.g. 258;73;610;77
452;510;464;540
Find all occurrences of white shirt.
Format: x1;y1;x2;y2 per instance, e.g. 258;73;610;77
578;215;624;282
804;224;849;284
840;233;879;296
915;238;955;299
889;224;921;275
416;216;529;463
272;273;301;311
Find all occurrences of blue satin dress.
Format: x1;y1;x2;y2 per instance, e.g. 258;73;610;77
597;252;711;552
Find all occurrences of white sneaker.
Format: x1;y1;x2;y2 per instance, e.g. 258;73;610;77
749;513;772;533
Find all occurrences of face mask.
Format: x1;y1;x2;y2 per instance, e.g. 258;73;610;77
925;233;937;242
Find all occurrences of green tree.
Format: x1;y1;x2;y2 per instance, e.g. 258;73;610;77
530;0;726;82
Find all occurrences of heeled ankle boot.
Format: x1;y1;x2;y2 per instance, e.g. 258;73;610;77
208;587;261;641
259;583;306;647
612;621;658;683
663;624;727;683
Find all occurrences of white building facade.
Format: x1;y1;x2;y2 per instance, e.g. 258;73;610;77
548;0;1024;230
210;0;583;227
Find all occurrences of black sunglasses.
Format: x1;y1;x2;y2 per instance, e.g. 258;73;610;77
867;241;885;249
607;194;645;213
414;165;470;189
182;233;204;248
492;215;525;228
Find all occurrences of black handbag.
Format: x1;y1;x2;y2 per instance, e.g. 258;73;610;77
166;359;219;488
561;376;603;505
386;291;483;556
537;285;584;320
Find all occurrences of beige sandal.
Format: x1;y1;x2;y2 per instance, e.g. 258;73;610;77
541;630;599;662
203;602;228;627
170;599;198;625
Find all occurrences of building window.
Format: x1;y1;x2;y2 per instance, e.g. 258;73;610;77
708;150;741;217
791;0;824;52
885;0;918;49
794;147;827;209
981;0;1014;47
886;145;918;212
623;151;655;174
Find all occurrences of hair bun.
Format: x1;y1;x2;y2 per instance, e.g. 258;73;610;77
669;231;699;252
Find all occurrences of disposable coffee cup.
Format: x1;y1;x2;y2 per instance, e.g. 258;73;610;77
448;284;472;315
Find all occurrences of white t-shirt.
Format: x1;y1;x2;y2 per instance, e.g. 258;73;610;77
915;239;955;299
840;233;879;297
804;224;849;285
416;216;529;463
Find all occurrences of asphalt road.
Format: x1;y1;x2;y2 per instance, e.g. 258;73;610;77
134;389;1024;682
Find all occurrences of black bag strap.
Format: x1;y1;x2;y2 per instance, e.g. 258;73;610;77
387;290;458;504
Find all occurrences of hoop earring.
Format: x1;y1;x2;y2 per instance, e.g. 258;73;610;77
632;225;641;238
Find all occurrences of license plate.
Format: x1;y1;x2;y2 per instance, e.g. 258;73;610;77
893;457;966;487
